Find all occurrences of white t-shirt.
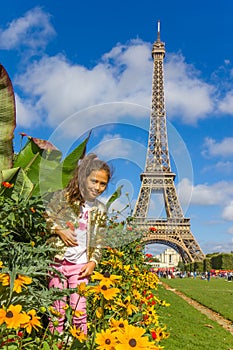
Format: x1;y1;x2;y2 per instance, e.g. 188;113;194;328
64;201;93;264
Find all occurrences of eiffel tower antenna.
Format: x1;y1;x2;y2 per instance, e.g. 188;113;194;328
133;22;205;263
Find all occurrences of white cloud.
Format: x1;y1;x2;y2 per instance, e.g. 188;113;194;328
227;226;233;234
218;90;233;115
15;94;41;128
201;240;233;254
91;133;147;166
14;41;152;130
165;53;215;124
13;36;218;132
0;7;55;51
178;178;233;206
222;201;233;221
203;160;233;175
202;137;233;158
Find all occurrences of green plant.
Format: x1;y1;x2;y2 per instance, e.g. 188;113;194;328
157;283;233;349
0;64;16;174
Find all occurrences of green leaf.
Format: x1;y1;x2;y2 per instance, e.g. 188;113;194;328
42;341;51;350
14;137;62;184
0;65;16;173
106;185;123;210
1;167;34;199
37;134;90;196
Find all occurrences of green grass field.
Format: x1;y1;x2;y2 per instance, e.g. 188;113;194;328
163;277;233;321
156;278;233;350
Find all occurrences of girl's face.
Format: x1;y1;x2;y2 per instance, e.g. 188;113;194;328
84;169;108;201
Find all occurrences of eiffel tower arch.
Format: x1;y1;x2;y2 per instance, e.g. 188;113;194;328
133;22;205;263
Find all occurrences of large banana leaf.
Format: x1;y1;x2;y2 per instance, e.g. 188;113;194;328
2;134;89;198
0;65;16;175
37;135;90;196
1;167;34;200
14;137;62;184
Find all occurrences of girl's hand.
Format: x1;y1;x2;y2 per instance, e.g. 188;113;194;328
56;228;78;246
78;261;96;279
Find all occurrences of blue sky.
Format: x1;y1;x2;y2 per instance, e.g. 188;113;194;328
1;1;233;255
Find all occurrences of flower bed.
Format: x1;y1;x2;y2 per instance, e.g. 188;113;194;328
0;194;169;349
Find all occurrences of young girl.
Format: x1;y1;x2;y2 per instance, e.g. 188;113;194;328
46;153;112;334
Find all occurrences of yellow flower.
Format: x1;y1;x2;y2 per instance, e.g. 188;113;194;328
96;307;103;319
132;289;141;301
142;305;159;326
13;274;32;293
0;261;4;268
90;285;120;300
115;324;153;349
0;307;6;326
123;265;131;273
5;304;30;329
49;306;63;318
95;328;118;350
72;309;84;318
62;304;69;310
22;309;42;334
159;299;170;307
101;258;123;270
0;273;10;286
77;281;88;296
69;325;87;342
115;296;139;315
150;327;169;342
92;271;122;287
109;318;129;333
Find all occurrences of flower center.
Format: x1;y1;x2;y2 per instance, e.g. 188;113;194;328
129;338;137;347
119;323;124;328
105;339;111;345
101;285;107;291
6;311;13;318
104;271;110;278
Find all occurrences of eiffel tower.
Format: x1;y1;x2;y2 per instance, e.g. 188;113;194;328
133;22;205;263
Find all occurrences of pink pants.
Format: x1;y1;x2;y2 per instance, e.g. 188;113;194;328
48;259;88;334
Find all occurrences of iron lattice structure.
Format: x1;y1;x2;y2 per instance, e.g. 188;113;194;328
133;24;205;263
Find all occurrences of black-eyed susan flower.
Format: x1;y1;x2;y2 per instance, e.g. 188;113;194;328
0;261;4;269
22;309;42;333
0;273;10;286
122;265;131;273
91;284;120;301
5;304;30;329
48;306;63;318
69;325;87;342
77;281;88;296
132;289;141;301
0;307;6;326
72;309;84;318
62;303;69;311
13;274;32;293
115;324;153;349
96;307;103;319
91;271;122;287
109;318;129;333
142;305;159;326
95;328;118;349
116;296;139;315
150;326;169;342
